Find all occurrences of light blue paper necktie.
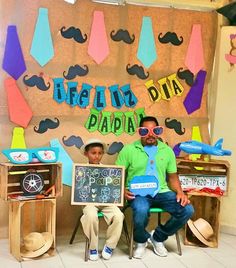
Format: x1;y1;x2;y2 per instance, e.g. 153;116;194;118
137;17;157;68
144;145;157;176
50;138;73;187
30;8;54;66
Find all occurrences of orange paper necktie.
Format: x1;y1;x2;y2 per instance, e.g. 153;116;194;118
4;78;33;128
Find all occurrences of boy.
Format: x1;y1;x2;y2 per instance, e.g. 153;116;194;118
80;138;124;261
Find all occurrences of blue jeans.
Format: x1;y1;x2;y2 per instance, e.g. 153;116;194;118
129;191;194;243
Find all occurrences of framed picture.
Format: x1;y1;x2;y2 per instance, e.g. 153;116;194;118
71;163;125;206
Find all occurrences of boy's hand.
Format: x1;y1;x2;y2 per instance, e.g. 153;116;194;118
124;189;135;201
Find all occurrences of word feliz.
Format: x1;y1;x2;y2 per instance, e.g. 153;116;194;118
85;107;145;135
145;73;185;101
53;78;137;110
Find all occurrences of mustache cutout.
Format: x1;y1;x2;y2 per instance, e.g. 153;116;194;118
62;135;84;149
126;64;149;80
60;26;87;43
23;75;50;91
177;68;194;86
107;142;124;155
165;118;185;135
110;29;135;44
63;64;89;80
158;32;183;46
34;118;60;134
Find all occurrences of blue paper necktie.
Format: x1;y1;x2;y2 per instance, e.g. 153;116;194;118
137;17;157;68
30;8;54;66
2;25;26;80
50;138;73;187
144;145;158;176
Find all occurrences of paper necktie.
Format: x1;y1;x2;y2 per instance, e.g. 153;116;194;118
137;17;157;68
88;11;109;64
30;8;54;66
4;78;33;128
50;138;73;187
189;126;202;161
185;24;205;75
183;70;206;114
11;127;27;149
2;25;26;80
144;145;157;176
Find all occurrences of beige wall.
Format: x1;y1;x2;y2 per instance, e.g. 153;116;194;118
211;26;236;235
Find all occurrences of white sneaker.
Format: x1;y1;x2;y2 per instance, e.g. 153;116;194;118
102;245;113;260
149;231;168;257
133;242;147;259
89;249;99;261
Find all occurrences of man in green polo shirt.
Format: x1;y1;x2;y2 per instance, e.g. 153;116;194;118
116;116;194;259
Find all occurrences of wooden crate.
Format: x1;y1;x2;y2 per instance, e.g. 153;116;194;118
0;162;62;201
184;194;221;248
9;198;56;261
176;158;230;196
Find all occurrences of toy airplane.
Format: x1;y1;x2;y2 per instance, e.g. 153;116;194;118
179;138;232;156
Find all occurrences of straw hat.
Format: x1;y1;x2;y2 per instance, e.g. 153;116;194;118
81;138;107;153
187;218;217;247
21;232;53;258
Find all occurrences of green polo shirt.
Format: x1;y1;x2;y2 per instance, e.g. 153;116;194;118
115;140;177;193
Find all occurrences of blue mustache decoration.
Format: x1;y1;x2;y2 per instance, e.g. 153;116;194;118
60;26;87;43
126;64;149;80
107;142;124;155
34;118;60;134
158;32;183;46
110;29;135;44
63;64;89;80
177;68;194;86
165;118;185;135
62;135;84;149
23;75;50;91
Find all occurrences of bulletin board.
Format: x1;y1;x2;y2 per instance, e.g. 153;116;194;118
0;0;217;166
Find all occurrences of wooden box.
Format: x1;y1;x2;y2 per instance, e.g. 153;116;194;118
0;162;62;201
176;158;230;196
184;194;220;248
9;198;56;261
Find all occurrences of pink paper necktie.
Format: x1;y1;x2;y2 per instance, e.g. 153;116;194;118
4;78;33;128
184;24;205;75
88;11;109;64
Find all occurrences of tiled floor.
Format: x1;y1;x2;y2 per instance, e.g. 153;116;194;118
1;231;236;268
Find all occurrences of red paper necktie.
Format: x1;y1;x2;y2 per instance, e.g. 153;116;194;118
88;11;109;64
185;24;205;75
4;78;33;128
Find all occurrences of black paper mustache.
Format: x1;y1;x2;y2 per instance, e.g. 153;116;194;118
177;68;194;86
60;26;87;43
158;32;183;46
34;118;60;134
110;29;135;44
126;64;149;80
165;118;185;135
62;135;84;149
63;65;89;80
23;75;50;91
107;142;124;155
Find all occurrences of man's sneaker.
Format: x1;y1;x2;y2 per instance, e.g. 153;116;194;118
133;242;147;259
102;245;113;260
149;230;168;257
89;249;99;261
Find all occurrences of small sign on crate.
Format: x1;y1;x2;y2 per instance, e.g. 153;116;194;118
179;174;227;193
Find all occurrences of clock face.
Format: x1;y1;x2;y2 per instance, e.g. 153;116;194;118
21;173;44;195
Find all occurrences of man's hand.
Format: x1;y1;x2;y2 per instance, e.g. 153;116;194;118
176;191;190;206
124;189;135;201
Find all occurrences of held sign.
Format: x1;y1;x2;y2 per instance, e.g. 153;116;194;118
129;175;159;197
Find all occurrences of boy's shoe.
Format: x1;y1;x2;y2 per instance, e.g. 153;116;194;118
89;249;99;261
102;245;113;260
148;230;168;257
133;242;147;259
